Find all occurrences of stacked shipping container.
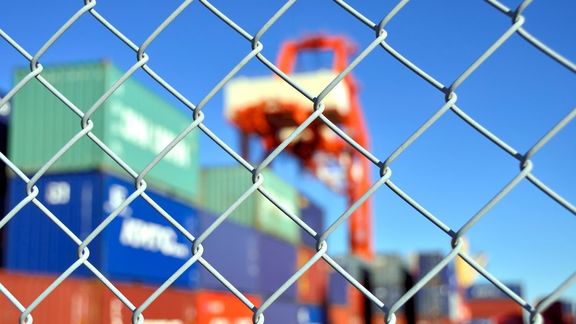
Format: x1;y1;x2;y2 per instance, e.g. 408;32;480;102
6;171;200;287
413;252;459;324
370;254;411;324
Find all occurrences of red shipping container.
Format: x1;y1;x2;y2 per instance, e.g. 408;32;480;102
0;271;261;324
0;270;96;324
297;246;327;304
96;281;197;324
98;283;260;324
194;290;260;324
466;299;523;320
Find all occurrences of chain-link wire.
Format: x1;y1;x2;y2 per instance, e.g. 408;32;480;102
0;0;574;323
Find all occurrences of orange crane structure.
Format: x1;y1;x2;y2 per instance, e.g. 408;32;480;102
224;35;373;261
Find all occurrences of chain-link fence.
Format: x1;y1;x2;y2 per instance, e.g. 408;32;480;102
0;0;575;323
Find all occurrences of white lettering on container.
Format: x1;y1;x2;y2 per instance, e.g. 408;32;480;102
119;218;190;259
45;182;71;205
110;102;192;168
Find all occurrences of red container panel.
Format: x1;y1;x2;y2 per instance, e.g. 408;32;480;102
0;270;96;324
194;291;260;324
466;299;523;319
297;246;327;304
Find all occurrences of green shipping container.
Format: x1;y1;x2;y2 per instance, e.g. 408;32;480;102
9;61;199;202
200;166;301;244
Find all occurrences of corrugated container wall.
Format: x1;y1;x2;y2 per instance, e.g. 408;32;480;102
0;270;97;324
299;197;325;249
258;233;297;300
9;62;200;203
197;210;260;293
5;170;199;287
0;90;10;267
200;166;301;244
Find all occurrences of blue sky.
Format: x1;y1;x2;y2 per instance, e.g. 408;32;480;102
1;0;574;305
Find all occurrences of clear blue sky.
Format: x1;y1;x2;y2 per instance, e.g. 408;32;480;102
1;0;574;305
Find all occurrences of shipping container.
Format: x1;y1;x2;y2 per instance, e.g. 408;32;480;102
96;281;197;324
299;196;325;248
465;298;523;320
465;283;523;300
258;233;297;300
98;284;260;324
200;166;301;244
0;270;97;324
5;170;199;287
297;245;327;304
297;304;326;324
196;210;260;293
413;252;456;287
193;290;260;324
9;62;200;203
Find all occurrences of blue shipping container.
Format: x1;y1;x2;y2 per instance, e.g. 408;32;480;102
416;252;455;287
197;210;260;293
465;283;523;300
300;198;324;249
5;171;198;287
259;233;297;300
265;301;299;324
297;305;326;324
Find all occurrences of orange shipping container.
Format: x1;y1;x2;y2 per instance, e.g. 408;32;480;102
297;246;327;305
466;299;523;319
97;284;261;324
0;270;96;324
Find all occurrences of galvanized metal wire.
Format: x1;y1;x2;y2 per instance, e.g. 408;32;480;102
0;0;574;323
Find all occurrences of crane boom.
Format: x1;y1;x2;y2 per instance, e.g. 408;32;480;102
225;35;373;260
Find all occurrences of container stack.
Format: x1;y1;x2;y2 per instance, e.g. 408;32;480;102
412;252;459;324
370;254;411;324
0;62;276;323
327;256;371;324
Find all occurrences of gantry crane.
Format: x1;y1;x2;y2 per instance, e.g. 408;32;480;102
224;35;373;261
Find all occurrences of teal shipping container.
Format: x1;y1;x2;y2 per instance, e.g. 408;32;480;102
200;166;301;244
9;62;199;202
